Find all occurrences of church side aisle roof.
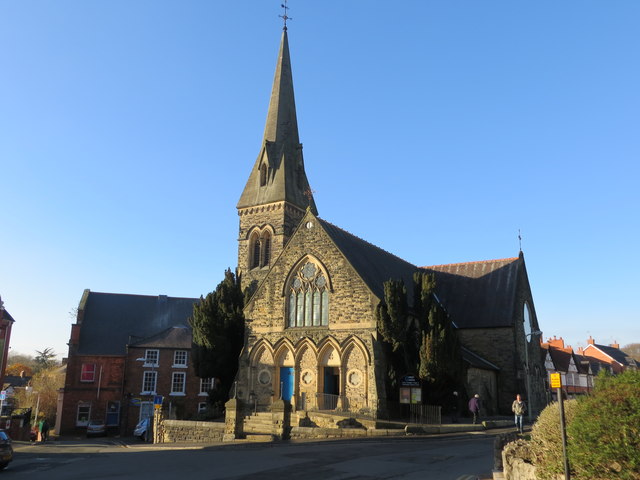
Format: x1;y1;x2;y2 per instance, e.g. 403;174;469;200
421;257;521;329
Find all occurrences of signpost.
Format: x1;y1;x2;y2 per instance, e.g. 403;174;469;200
550;373;570;480
400;374;421;405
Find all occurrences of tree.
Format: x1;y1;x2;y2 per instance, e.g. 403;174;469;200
7;352;36;370
13;365;66;424
34;348;58;372
621;343;640;362
376;272;463;404
5;363;33;377
189;269;245;403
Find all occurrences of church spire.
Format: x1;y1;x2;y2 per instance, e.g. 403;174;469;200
237;28;317;214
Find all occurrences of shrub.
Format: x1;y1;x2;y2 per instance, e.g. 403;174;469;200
529;398;579;480
568;370;640;480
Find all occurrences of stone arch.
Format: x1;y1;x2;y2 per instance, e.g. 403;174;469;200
296;341;319;410
317;337;342;403
250;341;275;405
282;255;333;296
273;338;295;366
342;339;369;409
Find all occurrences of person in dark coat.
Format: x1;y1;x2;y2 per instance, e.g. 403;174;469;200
468;394;481;424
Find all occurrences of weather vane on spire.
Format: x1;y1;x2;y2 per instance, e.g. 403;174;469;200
518;229;522;252
279;1;292;30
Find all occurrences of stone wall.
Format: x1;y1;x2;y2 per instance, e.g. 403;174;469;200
161;419;225;443
501;439;537;480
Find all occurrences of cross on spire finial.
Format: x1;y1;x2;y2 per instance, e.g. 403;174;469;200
518;229;523;252
279;1;292;30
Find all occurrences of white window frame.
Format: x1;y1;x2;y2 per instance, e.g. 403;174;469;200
170;372;186;396
144;349;159;367
80;363;96;382
199;377;214;396
141;371;157;395
198;402;208;413
76;402;91;427
173;350;188;368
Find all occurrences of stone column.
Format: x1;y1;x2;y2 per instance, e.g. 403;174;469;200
223;398;243;441
271;399;291;440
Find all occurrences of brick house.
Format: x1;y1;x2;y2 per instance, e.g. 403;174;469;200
122;326;215;434
229;26;546;424
580;336;638;373
58;290;201;435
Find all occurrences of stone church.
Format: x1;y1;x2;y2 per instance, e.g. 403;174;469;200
231;27;546;420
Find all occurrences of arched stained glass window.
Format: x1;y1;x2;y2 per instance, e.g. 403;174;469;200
287;261;329;328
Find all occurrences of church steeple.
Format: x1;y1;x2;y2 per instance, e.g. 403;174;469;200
236;28;317;290
237;29;317;214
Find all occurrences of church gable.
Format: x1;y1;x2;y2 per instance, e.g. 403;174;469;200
244;211;380;333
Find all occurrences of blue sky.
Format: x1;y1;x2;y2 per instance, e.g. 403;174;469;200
1;1;638;359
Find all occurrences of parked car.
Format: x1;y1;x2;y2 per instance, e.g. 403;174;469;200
0;430;13;470
133;418;150;441
86;420;106;437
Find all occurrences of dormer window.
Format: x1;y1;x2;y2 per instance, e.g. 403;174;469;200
259;164;267;186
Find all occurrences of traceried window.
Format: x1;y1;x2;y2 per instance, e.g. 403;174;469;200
287;261;329;328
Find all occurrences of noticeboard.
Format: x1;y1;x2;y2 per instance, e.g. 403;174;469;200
550;372;562;389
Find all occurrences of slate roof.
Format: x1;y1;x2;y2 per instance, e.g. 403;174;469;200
3;375;31;388
420;257;521;329
592;343;639;368
547;347;574;372
237;29;317;214
77;291;198;356
318;218;418;303
129;326;192;349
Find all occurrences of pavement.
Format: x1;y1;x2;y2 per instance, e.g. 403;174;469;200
12;417;525;455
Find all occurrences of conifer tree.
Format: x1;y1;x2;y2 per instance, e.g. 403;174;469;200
189;269;245;402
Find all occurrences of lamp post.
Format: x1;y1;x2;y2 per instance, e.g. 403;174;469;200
524;330;543;423
25;386;40;430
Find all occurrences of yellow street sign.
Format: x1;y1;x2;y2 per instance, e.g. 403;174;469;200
550;372;562;389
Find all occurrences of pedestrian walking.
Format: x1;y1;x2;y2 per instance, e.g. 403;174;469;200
468;394;481;424
38;417;49;443
512;394;526;433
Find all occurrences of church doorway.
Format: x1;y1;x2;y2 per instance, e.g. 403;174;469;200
323;367;340;395
280;367;294;401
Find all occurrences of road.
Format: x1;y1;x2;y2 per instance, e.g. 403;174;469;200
7;434;499;479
